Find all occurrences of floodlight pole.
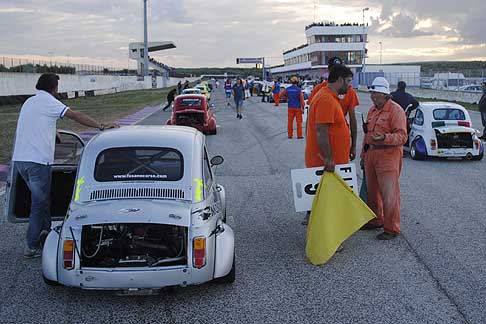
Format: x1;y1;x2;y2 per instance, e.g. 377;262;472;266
262;57;265;81
362;7;369;73
143;0;149;77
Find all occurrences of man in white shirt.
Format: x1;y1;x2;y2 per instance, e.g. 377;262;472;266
12;73;118;258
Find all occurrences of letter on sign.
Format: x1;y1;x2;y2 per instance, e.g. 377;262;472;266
290;163;359;212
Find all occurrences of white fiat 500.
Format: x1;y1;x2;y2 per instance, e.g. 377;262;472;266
405;102;483;160
6;126;235;292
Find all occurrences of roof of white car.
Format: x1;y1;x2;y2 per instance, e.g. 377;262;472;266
87;125;202;152
420;102;467;110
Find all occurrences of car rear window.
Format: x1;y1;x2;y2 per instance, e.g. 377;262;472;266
178;98;202;107
94;147;183;182
433;108;466;121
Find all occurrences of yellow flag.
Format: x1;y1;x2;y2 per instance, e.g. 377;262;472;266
306;172;376;265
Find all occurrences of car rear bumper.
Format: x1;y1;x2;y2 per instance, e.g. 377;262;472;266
429;148;480;157
59;266;199;289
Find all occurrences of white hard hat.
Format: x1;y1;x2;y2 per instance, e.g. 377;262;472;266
368;77;390;95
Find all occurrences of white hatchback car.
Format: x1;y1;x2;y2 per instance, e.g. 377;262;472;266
405;102;483;160
181;88;202;95
6;126;235;292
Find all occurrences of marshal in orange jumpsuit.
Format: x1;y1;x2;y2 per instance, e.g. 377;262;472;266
362;98;407;236
305;87;350;168
308;81;359;118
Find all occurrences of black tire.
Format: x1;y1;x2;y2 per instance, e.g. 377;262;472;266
43;274;60;286
410;140;425;160
213;252;235;284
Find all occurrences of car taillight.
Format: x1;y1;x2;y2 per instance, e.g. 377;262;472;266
431;139;437;150
193;237;206;269
63;239;75;270
474;139;480;149
458;121;470;127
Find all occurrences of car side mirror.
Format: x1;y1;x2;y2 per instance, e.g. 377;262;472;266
210;155;224;167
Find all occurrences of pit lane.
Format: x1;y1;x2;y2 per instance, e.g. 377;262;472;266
0;85;485;324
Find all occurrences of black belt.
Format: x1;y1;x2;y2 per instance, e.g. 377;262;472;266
369;144;394;150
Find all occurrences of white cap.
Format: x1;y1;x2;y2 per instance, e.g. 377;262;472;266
368;77;390;95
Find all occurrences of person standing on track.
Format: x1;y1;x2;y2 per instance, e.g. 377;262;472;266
302;65;354;225
280;76;305;139
307;57;359;160
232;78;245;119
360;77;407;240
12;73;119;258
390;81;419;114
224;78;233;106
478;81;486;140
271;79;281;106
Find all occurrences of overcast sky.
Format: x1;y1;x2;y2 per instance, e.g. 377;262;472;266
1;0;485;68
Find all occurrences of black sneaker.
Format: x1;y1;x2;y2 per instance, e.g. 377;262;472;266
24;246;41;259
239;114;243;119
360;223;384;230
376;232;398;240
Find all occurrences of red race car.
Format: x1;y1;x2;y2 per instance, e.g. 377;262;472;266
166;94;217;135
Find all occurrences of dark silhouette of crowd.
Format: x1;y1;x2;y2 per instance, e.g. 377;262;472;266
305;21;367;30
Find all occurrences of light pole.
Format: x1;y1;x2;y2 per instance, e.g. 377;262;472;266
362;7;369;73
379;42;383;69
143;0;149;77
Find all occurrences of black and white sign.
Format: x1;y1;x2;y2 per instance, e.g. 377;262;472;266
236;57;263;64
291;163;358;212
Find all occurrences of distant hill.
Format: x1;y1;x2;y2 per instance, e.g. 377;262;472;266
393;61;486;77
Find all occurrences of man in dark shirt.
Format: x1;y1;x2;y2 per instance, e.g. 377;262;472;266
391;81;419;115
479;81;486;140
162;88;177;111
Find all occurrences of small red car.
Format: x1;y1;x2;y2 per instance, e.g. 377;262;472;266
166;94;217;135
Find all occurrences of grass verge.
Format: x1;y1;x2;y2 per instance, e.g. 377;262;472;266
0;87;173;164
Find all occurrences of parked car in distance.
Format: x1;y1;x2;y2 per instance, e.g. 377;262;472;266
404;102;483;160
455;85;483;93
195;84;211;101
7;126;235;293
167;94;217;135
182;88;202;95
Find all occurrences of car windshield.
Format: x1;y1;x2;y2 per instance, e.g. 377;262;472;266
178;98;202;107
94;147;183;182
433;108;466;121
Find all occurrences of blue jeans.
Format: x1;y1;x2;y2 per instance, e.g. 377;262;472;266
481;111;486;135
16;161;52;249
234;98;243;108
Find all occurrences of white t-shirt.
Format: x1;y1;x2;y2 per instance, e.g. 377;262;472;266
12;90;69;165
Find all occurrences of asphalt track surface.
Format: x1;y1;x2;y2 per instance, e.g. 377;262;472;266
1;85;485;324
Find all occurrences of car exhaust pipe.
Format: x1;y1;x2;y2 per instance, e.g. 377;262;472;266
466;153;473;160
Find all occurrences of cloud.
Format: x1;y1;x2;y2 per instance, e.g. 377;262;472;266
372;13;434;38
0;0;485;67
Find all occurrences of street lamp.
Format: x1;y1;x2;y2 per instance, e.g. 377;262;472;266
143;0;149;77
362;7;369;73
379;42;383;68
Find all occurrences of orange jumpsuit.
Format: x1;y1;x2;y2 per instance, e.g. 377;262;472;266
305;87;350;167
362;99;407;235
